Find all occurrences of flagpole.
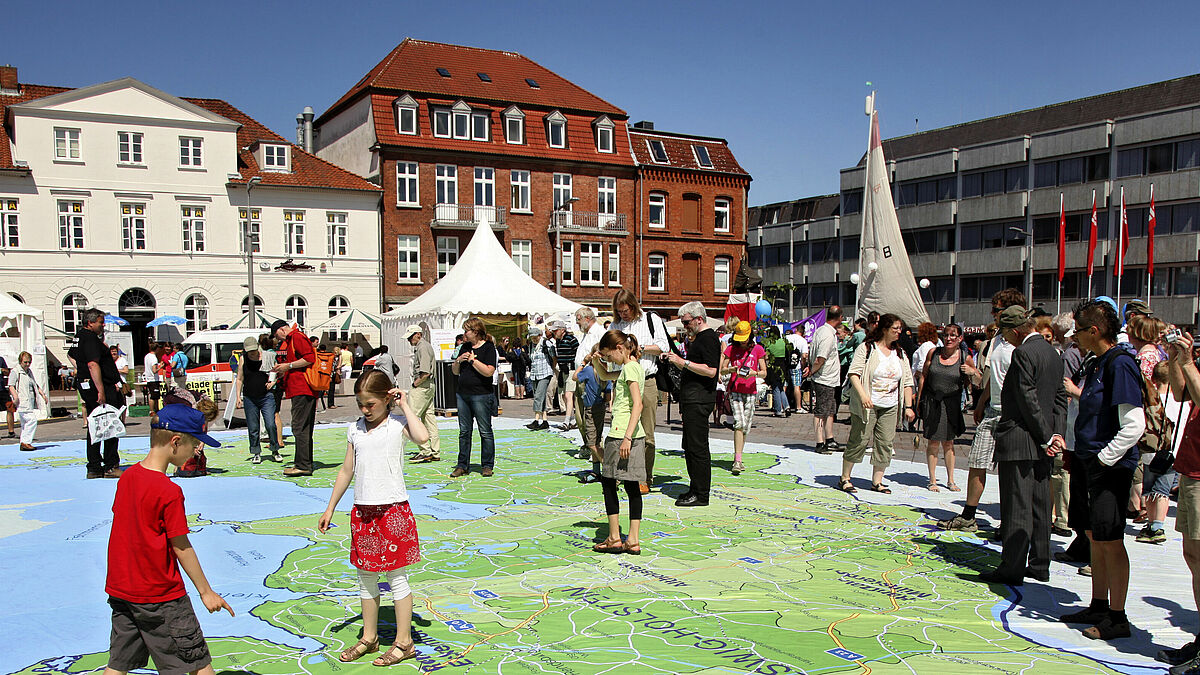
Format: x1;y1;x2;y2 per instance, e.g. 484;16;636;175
1147;183;1154;309
857;91;875;322
1057;192;1064;316
1087;189;1096;300
1116;186;1124;312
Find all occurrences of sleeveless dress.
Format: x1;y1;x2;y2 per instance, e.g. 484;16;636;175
921;349;966;441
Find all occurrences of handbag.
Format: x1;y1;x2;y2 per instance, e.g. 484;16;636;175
646;312;681;393
87;403;127;443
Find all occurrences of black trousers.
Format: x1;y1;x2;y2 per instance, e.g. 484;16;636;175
83;385;122;474
680;396;715;499
290;395;316;472
996;458;1052;578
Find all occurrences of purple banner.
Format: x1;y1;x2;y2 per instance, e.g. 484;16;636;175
797;310;826;340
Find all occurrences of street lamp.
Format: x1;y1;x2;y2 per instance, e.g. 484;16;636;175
1008;226;1033;305
235;175;263;324
553;196;579;294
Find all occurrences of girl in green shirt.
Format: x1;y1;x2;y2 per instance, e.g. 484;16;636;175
590;330;646;555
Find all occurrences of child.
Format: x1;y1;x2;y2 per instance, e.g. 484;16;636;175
318;370;430;665
573;345;608;483
104;404;233;675
590;330;645;555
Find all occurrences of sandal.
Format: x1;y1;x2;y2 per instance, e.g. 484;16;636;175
838;479;857;493
373;641;416;666
593;537;624;553
623;540;642;555
339;637;379;662
927;481;940;492
871;483;892;494
1082;616;1132;640
947;482;961;492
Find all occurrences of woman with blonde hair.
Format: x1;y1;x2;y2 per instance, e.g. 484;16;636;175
7;351;47;451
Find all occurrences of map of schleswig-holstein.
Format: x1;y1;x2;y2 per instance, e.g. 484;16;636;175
0;419;1189;673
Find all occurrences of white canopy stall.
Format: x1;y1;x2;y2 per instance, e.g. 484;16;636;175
0;294;51;419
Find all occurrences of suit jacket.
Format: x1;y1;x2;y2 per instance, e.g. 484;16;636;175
994;334;1068;463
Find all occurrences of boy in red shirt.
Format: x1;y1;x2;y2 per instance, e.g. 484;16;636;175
104;404;233;675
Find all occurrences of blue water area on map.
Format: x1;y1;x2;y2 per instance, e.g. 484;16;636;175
471;543;515;555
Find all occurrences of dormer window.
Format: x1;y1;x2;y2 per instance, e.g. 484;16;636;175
546;111;567;149
692;145;713;168
471;111;490;141
647;139;668;163
394;95;418;135
433;101;490;142
452;101;472;140
594;116;614;153
504;106;525;145
263;144;290;172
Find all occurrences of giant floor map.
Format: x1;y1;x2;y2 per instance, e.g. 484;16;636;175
0;418;1192;673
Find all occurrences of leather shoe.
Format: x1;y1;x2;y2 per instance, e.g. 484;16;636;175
1051;525;1073;537
481;467;493;477
283;468;313;477
976;571;1023;586
450;467;468;478
86;471;104;479
675;494;709;507
103;466;124;478
1054;551;1086;564
1025;567;1050;582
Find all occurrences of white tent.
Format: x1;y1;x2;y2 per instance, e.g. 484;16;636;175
0;294;50;419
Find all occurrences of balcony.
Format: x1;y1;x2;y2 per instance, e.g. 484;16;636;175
431;203;507;229
548;210;628;236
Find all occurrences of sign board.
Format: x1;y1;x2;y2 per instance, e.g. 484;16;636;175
429;329;459;361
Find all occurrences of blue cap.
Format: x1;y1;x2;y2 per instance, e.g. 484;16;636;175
152;404;221;447
1095;295;1118;314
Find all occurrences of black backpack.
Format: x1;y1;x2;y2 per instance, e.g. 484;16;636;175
646;312;681;393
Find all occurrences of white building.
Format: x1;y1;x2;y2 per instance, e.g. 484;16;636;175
0;70;383;365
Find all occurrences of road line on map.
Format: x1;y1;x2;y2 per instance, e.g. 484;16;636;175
826;612;872;674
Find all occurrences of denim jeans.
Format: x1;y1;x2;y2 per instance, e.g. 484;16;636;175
457;392;495;470
244;393;280;457
771;383;787;414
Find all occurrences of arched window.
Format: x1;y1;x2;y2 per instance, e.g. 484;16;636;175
62;293;88;333
285;295;307;328
8;292;24;303
241;295;265;313
328;296;350;341
184;293;209;333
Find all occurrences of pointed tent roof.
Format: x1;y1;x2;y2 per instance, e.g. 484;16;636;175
384;218;582;322
0;293;43;321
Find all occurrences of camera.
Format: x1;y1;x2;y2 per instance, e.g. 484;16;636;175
737;366;751;378
1165;327;1182;344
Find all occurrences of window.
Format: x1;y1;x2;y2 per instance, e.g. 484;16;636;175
714;256;731;293
328;296;351;341
982;169;1005;195
62;293;88;333
842;190;863;214
474;167;495;207
239;208;261;253
1147;143;1174;174
648;192;666;227
693;145;713;168
546;111;567;148
184;294;209;333
682;194;701;231
553;173;573;209
179;137;203;167
561;241;574;285
118;131;143;164
436;165;458;205
1177;140;1200;170
597;177;616;216
263;144;289;171
58;200;84;249
396;162;419;206
648;254;666;291
647;139;668;163
1;199;18;248
241;295;265;314
1006;166;1027;191
327;212;348;256
433;109;451;138
1117;148;1144;177
510;170;530;211
395;96;418;135
283;210;305;255
120;203;146;251
512;239;532;275
181;205;205;252
54;128;80;160
681;254;701;294
504;107;524;144
608;243;620;286
714;198;731;233
961;173;983;198
579;242;602;285
595;117;614;153
452;102;470;140
1034;161;1058;188
437;236;458;279
285;295;307;327
397;235;420;281
471;112;489;141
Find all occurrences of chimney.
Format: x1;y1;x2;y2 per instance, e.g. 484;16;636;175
633;120;654;131
0;65;17;91
296;113;305;147
302;106;314;153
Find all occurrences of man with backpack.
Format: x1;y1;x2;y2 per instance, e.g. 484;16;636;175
271;319;316;477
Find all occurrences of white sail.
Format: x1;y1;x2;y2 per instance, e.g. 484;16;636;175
857;97;930;328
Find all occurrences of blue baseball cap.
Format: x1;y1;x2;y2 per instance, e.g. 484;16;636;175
152;404;221;447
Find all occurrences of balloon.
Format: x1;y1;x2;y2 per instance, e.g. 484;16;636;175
849;273;861;285
919;278;931;289
867;262;878;272
755;299;773;318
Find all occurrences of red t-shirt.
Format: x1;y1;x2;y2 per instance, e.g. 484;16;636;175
1173;401;1200;480
105;462;190;603
281;331;316;398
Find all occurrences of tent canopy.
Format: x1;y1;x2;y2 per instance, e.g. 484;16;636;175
0;293;43;322
309;308;381;333
0;293;50;419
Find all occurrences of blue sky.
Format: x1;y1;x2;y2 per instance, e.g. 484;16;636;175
9;0;1200;205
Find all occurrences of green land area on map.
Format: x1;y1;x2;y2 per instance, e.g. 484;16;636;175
13;426;1119;674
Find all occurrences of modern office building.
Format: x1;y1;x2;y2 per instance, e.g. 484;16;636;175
749;75;1200;327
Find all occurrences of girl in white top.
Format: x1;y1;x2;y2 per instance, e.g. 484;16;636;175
318;370;429;666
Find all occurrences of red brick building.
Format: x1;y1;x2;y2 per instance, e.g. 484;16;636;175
314;39;749;316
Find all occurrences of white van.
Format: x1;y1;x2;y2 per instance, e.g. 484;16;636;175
180;329;267;383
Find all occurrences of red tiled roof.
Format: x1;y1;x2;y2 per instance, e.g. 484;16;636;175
1;84;71;169
372;94;635;166
184;98;379;192
628;127;750;177
320;39;626;124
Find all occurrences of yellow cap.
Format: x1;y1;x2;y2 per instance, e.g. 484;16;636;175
732;320;752;342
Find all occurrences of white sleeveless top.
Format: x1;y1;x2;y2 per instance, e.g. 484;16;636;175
348;414;409;505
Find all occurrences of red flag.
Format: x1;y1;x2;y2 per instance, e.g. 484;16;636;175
1114;189;1128;277
1057;193;1066;282
1148;184;1156;279
1086;191;1098;277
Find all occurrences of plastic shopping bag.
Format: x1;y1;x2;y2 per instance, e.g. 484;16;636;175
87;404;127;443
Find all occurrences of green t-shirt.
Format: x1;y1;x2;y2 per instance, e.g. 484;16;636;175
766;337;787;359
608;361;646;440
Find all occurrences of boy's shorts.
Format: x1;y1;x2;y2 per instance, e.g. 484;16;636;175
108;595;211;675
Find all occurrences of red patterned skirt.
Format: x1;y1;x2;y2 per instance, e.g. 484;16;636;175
350;501;422;572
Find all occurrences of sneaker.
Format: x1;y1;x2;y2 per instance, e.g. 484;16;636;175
936;515;979;532
1171;654;1200;675
1136;526;1167;544
271;452;284;462
539;421;550;430
251;455;262;465
1078;565;1092;576
732;461;745;475
574;449;590;459
816;439;834;455
525;421;541;430
1159;640;1200;666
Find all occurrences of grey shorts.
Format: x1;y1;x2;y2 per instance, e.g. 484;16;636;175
603;436;647;483
968;409;1000;470
812;383;838;418
108;595;211;675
